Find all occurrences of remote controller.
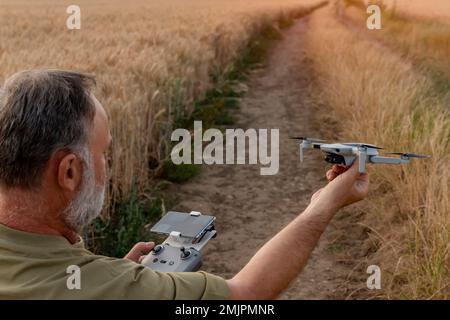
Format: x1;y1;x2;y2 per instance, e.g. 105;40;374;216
141;243;203;272
140;211;216;272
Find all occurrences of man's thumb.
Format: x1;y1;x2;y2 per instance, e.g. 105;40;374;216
346;157;362;178
125;242;155;262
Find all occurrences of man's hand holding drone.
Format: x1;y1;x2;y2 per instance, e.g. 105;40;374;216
292;136;429;213
310;158;370;211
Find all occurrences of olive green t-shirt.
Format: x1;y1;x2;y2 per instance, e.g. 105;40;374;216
0;223;230;300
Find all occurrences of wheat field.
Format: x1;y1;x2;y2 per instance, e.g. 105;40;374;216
0;0;448;300
0;0;318;211
383;0;450;23
306;2;449;299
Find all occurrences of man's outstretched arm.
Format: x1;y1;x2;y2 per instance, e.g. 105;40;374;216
226;159;369;299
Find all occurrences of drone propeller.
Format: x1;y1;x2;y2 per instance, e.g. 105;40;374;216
289;136;326;142
386;152;431;158
342;143;383;150
359;144;383;150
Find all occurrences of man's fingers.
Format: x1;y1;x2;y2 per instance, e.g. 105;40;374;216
332;165;348;174
327;164;349;181
349;158;361;174
326;170;338;182
138;255;146;264
339;158;362;179
328;158;364;184
124;242;155;262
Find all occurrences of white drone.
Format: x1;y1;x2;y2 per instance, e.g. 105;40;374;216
291;137;431;173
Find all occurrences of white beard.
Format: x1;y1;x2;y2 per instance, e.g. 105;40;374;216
63;148;105;232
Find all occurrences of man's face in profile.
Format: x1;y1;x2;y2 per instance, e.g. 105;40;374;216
63;95;111;232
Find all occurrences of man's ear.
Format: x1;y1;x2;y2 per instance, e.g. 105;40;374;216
57;153;83;192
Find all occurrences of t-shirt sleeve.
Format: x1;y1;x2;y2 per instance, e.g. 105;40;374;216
78;257;230;300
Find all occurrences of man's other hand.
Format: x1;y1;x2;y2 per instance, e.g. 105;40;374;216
124;242;155;263
310;158;370;211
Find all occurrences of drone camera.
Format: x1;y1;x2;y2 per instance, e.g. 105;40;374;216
324;152;345;165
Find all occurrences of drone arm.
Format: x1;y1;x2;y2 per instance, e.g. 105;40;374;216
370;156;408;165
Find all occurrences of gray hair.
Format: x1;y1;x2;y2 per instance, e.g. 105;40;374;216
0;69;96;188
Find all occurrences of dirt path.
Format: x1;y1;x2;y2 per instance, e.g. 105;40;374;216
168;13;360;299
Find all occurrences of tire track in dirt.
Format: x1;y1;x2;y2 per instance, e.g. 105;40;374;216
167;12;360;299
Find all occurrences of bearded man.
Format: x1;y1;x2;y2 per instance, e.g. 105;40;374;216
0;70;369;299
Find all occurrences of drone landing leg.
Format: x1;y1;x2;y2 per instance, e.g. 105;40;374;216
358;151;367;173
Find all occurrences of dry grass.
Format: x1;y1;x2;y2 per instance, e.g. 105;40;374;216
382;0;450;24
306;3;449;299
0;0;318;212
1;0;447;299
344;1;450;99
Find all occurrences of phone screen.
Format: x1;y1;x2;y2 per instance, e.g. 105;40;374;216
151;211;215;239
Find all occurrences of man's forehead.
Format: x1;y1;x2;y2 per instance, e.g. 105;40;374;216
90;95;110;140
92;95;108;121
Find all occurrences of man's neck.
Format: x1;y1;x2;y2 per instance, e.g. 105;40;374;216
0;188;79;244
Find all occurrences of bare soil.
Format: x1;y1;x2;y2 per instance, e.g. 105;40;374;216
167;13;368;299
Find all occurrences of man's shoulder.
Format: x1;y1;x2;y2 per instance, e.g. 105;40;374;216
0;227;144;298
0;225;229;299
0;248;229;299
